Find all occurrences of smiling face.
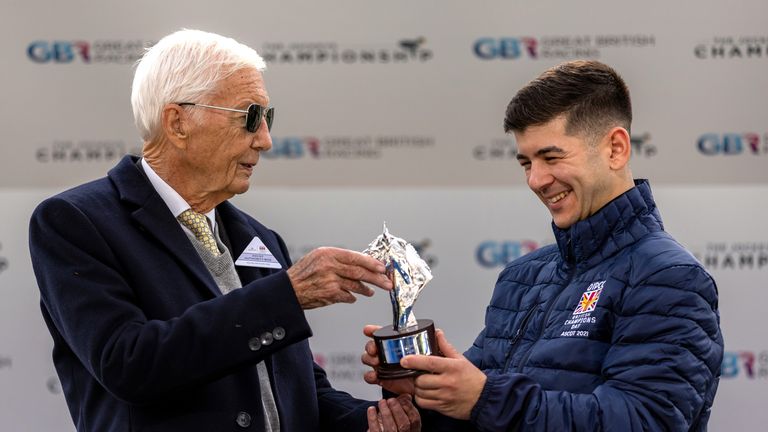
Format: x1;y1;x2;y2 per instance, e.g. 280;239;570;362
180;67;272;201
515;116;628;229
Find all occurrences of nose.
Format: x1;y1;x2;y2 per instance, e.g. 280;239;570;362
252;118;272;151
526;161;553;193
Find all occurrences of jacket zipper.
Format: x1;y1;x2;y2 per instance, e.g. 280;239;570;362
516;237;576;373
502;305;538;372
515;285;569;373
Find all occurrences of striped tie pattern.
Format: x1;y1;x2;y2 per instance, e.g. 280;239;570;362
178;209;220;256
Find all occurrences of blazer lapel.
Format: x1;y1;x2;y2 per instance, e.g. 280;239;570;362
108;156;222;298
217;201;286;285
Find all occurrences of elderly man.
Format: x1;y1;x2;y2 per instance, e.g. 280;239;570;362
363;60;723;431
29;29;419;432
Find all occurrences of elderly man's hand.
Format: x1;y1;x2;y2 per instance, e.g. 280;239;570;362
361;325;417;395
287;247;392;309
367;394;421;432
400;330;486;420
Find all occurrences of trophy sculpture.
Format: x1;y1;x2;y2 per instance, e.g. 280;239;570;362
364;224;439;379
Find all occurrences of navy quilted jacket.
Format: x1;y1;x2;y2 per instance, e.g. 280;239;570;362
463;180;723;431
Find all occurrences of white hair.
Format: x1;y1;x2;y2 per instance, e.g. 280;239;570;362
131;29;266;142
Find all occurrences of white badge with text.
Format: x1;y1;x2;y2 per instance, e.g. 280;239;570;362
235;236;283;269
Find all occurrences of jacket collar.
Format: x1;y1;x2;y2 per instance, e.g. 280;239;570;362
108;155;222;298
553;179;664;269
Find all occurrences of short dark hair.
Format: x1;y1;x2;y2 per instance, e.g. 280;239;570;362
503;60;632;140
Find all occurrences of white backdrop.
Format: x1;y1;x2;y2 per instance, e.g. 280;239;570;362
1;0;766;430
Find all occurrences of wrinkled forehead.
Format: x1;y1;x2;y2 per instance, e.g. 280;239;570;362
208;67;269;105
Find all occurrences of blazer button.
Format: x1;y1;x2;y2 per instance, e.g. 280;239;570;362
248;337;261;351
273;327;285;340
260;332;274;346
236;411;251;428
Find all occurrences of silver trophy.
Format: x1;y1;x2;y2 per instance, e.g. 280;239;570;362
364;224;439;379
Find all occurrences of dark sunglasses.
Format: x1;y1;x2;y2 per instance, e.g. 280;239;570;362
177;102;274;133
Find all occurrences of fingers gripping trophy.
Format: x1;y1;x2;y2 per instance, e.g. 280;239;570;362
364;224;440;379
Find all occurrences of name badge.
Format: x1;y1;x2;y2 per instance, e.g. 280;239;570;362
235;237;282;269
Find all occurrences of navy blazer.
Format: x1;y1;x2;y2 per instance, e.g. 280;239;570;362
29;156;372;431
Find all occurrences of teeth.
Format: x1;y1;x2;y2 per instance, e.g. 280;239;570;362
549;191;569;204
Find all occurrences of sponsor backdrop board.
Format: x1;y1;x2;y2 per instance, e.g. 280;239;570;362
1;0;766;430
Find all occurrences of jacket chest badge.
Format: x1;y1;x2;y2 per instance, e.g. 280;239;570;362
560;280;605;338
573;281;605;315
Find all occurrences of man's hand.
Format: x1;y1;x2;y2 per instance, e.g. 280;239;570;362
287;247;392;309
362;325;416;395
367;394;421;432
401;330;487;420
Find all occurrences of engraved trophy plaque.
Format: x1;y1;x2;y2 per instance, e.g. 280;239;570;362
364;224;439;379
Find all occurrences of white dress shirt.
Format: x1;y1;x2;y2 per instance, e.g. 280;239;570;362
141;158;217;234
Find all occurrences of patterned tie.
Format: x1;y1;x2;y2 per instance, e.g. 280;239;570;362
178;209;220;256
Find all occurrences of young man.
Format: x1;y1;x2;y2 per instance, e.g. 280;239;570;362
363;60;723;431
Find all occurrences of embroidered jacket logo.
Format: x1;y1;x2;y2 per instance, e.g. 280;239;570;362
573;281;605;315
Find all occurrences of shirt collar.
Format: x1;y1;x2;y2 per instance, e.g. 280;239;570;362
141;158;217;231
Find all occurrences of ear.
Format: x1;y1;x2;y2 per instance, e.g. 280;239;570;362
605;126;631;170
161;104;190;149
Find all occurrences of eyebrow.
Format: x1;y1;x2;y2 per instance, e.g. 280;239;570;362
516;145;565;161
235;97;269;109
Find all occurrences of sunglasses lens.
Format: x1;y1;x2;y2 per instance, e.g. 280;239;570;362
245;105;274;132
265;107;274;131
246;104;262;132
